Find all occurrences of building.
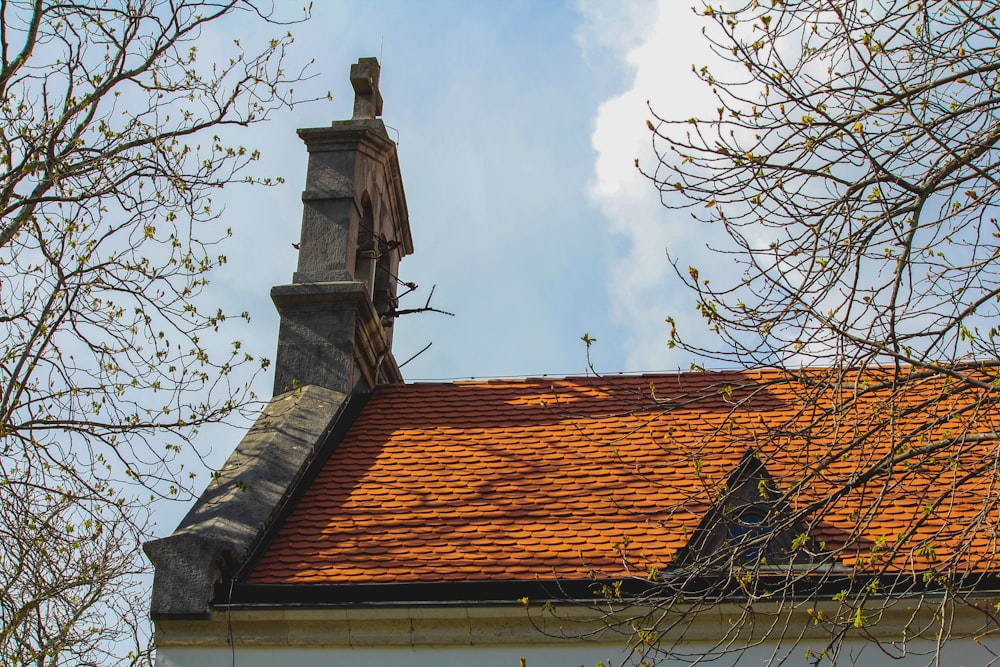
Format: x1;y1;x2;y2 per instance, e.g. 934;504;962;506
146;58;1000;667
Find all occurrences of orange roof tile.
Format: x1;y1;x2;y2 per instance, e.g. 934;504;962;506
247;367;1000;586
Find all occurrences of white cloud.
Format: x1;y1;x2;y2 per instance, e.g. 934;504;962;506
582;1;739;371
574;0;658;63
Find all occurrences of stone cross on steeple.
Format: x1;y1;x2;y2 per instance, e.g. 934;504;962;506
350;57;383;119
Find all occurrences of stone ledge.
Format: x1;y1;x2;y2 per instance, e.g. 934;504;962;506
270;281;370;309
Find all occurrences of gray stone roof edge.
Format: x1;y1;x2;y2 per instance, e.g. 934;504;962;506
144;384;350;618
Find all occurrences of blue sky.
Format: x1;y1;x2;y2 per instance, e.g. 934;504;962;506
200;0;726;389
147;0;751;545
148;1;733;513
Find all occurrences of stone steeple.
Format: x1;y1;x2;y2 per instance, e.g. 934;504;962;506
271;57;412;396
145;57;412;623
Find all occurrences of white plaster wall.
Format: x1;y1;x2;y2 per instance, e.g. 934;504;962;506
157;645;624;667
156;637;999;667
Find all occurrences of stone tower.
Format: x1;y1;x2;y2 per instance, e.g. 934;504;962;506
271;57;412;396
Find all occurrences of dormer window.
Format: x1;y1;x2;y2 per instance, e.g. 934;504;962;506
674;449;817;569
727;509;769;563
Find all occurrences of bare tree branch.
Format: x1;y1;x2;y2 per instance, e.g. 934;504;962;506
556;1;1000;664
0;1;319;663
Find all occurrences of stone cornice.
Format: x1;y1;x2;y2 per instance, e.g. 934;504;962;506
154;596;1000;648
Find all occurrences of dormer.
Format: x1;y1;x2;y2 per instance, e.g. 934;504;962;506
673;449;817;569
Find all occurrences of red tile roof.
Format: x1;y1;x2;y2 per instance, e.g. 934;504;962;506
247;367;1000;585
